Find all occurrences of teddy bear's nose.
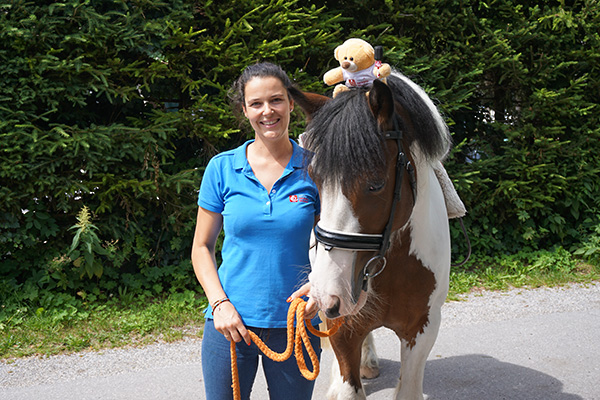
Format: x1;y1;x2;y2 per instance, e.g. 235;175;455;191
341;61;351;69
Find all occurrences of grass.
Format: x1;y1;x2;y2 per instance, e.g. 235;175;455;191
0;290;206;360
1;248;599;360
447;247;600;300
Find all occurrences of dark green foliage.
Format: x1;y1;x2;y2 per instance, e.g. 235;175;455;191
1;0;599;309
0;0;202;301
416;0;600;256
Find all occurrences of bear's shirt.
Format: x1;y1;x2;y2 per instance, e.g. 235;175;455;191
342;62;377;88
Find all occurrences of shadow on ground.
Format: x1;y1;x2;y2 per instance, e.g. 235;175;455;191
361;354;583;400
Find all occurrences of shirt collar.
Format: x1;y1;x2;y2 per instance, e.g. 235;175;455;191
233;139;305;171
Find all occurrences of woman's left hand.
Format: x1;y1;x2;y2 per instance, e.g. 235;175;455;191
288;283;319;320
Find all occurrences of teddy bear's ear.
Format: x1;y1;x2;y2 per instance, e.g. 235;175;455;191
288;86;330;121
334;44;343;61
361;42;374;61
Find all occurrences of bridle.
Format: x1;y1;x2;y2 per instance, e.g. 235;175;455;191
313;117;417;302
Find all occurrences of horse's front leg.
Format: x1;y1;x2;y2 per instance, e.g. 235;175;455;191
394;308;442;400
328;327;368;400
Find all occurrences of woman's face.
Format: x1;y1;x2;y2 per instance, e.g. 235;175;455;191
242;76;294;143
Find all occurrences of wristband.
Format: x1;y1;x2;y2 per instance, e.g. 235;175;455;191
212;297;230;312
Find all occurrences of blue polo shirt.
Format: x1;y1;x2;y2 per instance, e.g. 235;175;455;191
198;139;320;328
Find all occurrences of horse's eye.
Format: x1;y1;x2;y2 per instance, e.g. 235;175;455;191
368;182;385;193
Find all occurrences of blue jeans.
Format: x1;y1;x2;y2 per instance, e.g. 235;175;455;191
202;319;322;400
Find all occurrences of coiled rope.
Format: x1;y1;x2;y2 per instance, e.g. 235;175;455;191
230;298;343;400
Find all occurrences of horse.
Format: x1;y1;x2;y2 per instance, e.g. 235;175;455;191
290;72;452;399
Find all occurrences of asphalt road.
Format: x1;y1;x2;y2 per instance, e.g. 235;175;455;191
1;282;599;399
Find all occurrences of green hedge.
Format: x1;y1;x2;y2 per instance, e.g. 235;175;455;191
1;0;599;305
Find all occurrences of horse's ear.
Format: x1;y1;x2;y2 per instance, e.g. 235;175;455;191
288;86;330;121
367;80;395;128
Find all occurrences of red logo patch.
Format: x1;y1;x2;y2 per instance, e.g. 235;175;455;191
289;195;309;203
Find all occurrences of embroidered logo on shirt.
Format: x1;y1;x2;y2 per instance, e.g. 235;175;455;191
289;195;309;203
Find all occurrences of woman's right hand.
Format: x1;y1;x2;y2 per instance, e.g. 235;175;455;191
213;301;251;345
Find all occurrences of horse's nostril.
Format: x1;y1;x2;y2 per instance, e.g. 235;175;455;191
324;295;341;318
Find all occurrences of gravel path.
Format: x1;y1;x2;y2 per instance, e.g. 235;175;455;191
1;281;599;399
441;281;600;327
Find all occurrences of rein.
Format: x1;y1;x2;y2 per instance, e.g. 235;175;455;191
229;298;343;400
451;217;472;267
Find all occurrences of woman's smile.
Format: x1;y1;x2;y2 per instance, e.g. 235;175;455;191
261;118;280;127
242;76;293;142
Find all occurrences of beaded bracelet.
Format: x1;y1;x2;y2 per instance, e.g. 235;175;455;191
212;297;230;312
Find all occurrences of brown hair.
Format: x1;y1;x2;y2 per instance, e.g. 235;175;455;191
228;62;293;116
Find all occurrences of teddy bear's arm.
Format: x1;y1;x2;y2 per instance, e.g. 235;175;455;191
323;67;344;86
375;63;392;79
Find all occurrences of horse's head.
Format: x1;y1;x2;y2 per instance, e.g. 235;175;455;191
291;78;425;318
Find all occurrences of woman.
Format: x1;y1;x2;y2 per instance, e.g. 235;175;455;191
191;62;321;400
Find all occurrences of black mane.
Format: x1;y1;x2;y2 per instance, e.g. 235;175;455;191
303;88;386;191
303;73;450;191
385;74;451;161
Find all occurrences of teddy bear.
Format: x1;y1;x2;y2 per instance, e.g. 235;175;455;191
323;38;391;97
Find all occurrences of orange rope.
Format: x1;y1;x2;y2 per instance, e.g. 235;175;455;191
230;298;343;400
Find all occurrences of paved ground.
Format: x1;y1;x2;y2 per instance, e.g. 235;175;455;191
1;282;599;399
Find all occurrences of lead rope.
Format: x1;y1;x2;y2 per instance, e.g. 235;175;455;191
230;298;343;400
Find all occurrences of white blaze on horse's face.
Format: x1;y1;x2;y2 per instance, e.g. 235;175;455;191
309;182;368;318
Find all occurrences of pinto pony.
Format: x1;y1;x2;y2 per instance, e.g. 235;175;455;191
290;73;452;400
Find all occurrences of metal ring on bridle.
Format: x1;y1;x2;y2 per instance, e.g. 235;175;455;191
363;255;387;279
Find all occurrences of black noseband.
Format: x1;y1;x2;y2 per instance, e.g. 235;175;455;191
313;224;382;252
